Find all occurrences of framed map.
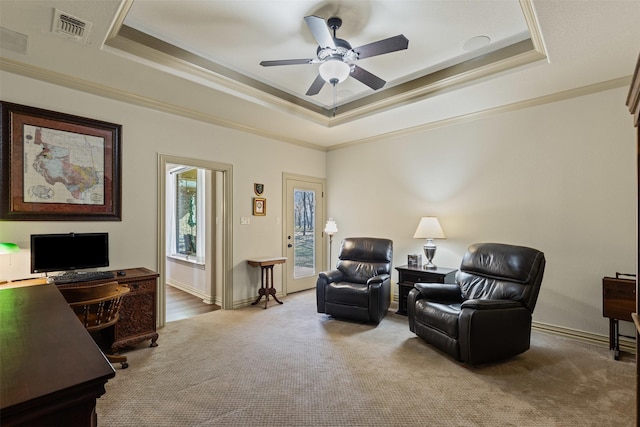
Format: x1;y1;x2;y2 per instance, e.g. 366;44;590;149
0;102;122;220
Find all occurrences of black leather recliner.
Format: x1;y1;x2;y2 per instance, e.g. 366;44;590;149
408;243;545;365
316;237;393;324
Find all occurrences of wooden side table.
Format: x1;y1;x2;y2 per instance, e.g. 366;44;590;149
395;265;457;315
602;274;636;360
247;257;287;309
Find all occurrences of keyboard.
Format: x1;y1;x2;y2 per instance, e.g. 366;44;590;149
50;271;116;285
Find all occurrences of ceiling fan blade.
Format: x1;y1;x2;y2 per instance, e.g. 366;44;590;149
353;35;409;59
351;65;386;90
305;74;325;96
260;59;313;67
304;15;336;49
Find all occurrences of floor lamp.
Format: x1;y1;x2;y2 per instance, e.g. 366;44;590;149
324;218;338;270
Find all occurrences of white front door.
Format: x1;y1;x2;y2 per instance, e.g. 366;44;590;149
283;174;325;294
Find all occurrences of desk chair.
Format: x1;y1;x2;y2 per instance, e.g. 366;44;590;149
59;281;131;369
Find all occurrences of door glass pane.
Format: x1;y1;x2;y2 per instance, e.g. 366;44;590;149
293;188;315;279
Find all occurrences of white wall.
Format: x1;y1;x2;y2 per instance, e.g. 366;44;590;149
0;71;326;306
1;70;635;340
326;86;636;338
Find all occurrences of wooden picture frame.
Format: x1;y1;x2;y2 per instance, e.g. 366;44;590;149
0;101;122;221
253;197;266;216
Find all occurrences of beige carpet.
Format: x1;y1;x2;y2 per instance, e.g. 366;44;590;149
97;290;635;426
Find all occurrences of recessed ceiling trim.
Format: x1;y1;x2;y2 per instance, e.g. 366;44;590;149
105;0;547;127
105;0;135;42
106;25;329;124
329;39;544;126
519;0;549;58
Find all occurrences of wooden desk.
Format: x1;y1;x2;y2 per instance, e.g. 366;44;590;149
247;257;287;309
603;274;636;360
0;284;115;426
0;277;47;289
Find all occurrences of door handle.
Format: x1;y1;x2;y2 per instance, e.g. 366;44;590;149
287;243;293;248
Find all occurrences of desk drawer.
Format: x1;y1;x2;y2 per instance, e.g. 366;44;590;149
402;272;428;284
122;279;156;294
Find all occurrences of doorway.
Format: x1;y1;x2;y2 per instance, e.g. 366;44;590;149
157;154;233;327
282;173;326;294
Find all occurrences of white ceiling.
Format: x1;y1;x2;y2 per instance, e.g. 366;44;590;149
0;1;639;149
122;0;530;109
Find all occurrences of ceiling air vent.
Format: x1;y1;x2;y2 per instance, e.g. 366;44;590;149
52;9;92;43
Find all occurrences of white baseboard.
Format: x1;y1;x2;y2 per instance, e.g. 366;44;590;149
166;280;216;305
533;321;636;354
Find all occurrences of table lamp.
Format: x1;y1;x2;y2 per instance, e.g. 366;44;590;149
324;218;338;269
0;242;19;254
413;217;445;269
0;242;20;269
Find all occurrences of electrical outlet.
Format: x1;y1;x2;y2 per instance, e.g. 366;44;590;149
240;217;250;225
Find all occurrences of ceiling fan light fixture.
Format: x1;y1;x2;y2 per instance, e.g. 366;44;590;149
319;59;350;84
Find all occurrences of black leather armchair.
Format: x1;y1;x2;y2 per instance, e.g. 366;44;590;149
316;237;393;324
408;243;545;365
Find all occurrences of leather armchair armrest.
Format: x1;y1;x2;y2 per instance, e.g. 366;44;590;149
367;273;390;285
367;274;391;324
319;269;344;284
461;299;523;310
407;288;421;332
317;269;343;314
414;283;462;302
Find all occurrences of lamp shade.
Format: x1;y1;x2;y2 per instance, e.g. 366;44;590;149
319;59;350;84
413;217;445;239
0;242;20;254
324;218;338;235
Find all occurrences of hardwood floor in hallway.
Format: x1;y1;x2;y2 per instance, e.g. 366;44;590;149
166;285;220;322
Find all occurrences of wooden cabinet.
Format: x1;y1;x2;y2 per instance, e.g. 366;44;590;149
58;267;159;353
395;265;457;315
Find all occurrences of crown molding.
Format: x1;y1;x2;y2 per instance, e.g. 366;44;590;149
2;57;629;152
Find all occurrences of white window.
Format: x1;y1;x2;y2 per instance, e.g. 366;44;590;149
167;167;206;265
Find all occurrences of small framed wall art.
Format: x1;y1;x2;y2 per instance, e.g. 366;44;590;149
253;197;266;216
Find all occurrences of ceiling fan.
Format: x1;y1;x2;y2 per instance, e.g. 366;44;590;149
260;15;409;96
